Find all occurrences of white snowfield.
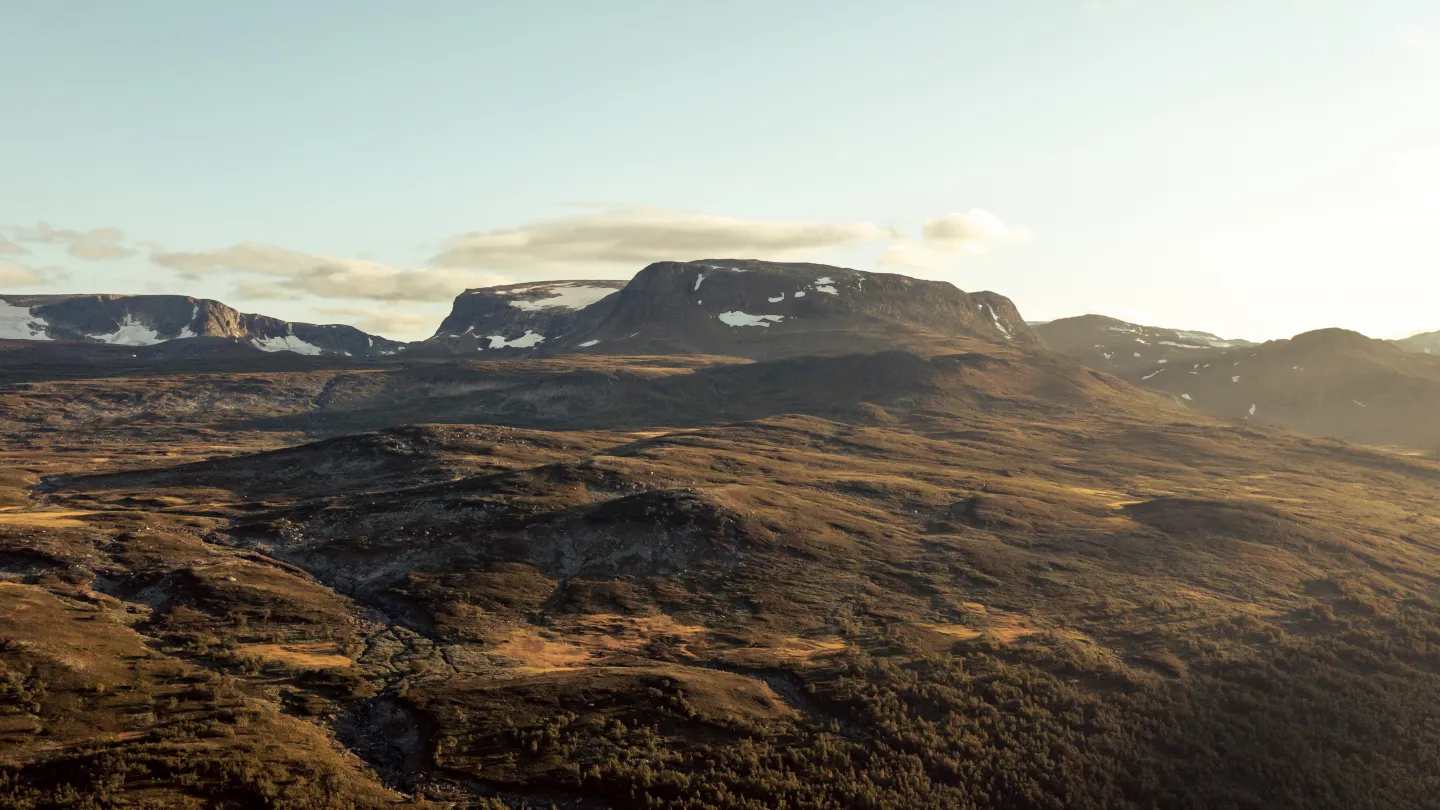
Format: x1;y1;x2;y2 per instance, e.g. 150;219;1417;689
97;315;164;347
578;339;600;348
718;311;785;328
252;334;324;355
506;284;618;311
768;294;785;303
1176;330;1239;348
0;301;52;340
488;331;546;349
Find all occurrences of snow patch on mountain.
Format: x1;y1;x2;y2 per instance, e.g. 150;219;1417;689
253;334;324;355
96;316;164;346
487;331;546;349
718;311;785;328
980;303;1012;339
507;284;618;311
0;301;52;341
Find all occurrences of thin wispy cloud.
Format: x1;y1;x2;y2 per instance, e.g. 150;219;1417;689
152;243;507;302
0;235;28;256
0;263;51;287
2;207;1032;334
878;209;1034;270
429;208;897;272
11;222;136;261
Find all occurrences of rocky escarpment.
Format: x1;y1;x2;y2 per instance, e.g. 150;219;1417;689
428;260;1036;358
428;280;627;351
0;293;403;357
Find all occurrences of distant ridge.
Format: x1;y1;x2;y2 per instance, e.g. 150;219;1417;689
1040;314;1440;449
0;293;403;357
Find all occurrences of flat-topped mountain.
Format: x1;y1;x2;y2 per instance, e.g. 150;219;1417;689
0;293;403;357
428;259;1035;358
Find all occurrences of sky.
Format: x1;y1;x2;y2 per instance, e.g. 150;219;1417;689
1;0;1437;341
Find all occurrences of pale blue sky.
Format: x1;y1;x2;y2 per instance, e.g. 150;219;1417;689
1;0;1436;340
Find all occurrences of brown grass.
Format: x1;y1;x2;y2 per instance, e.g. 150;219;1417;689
237;642;354;670
0;510;97;527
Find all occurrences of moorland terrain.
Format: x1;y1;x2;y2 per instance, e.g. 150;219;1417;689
4;260;1440;808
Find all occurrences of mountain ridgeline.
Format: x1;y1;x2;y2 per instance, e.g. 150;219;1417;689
3;260;1034;361
1037;314;1440;451
0;293;405;357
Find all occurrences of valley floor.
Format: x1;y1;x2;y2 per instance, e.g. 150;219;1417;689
4;347;1440;808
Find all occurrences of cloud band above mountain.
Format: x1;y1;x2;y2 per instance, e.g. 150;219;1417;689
12;222;136;261
0;263;49;286
878;209;1033;270
429;208;897;271
151;243;505;302
2;207;1031;313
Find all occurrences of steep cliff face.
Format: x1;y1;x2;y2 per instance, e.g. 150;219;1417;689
0;294;403;356
427;260;1036;358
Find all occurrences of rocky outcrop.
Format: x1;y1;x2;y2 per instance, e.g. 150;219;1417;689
0;294;403;357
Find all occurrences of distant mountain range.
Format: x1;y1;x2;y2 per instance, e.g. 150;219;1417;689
0;293;404;357
1395;330;1440;355
7;270;1440;453
3;260;1036;360
1038;314;1440;450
